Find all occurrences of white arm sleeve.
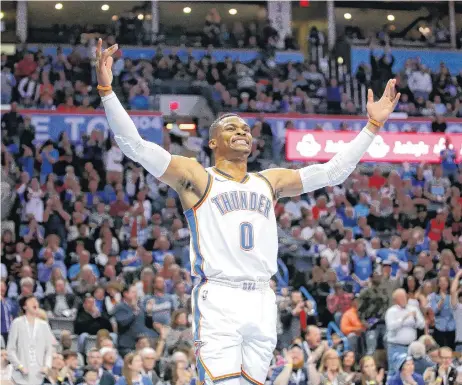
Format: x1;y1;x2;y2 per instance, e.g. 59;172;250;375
101;92;171;178
299;127;375;193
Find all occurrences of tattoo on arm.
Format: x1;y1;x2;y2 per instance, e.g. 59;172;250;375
275;188;283;200
178;177;194;191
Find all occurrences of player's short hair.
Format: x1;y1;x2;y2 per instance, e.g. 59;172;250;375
209;113;240;139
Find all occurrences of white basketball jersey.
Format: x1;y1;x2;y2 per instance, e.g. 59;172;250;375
185;167;278;281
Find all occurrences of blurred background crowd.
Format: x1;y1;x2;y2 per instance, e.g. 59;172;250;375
1;1;462;385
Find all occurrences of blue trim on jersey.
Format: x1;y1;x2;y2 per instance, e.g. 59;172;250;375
193;281;207;382
185;210;206;279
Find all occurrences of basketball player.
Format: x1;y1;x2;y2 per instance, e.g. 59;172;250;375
95;39;400;385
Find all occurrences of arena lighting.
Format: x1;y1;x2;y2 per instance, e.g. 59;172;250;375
387;14;395;21
55;3;63;10
229;8;237;15
137;13;144;20
343;13;352;20
166;123;196;131
183;7;191;14
101;4;110;11
337;57;344;65
0;12;4;19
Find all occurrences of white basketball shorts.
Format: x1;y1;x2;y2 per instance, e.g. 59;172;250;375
192;279;277;385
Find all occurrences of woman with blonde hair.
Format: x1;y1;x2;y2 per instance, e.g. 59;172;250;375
355;355;384;385
319;349;350;385
116;352;153;385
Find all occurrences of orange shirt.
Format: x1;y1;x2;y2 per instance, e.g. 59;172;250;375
340;307;364;336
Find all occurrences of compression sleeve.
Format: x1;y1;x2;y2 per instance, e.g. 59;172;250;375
101;92;171;178
298;127;375;193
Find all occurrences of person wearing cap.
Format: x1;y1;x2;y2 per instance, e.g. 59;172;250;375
388;354;424;385
269;343;320;385
386;289;426;378
379;259;404;303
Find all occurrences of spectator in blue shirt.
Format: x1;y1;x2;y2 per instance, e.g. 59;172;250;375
440;140;458;179
388;354;424;385
376;236;408;277
142;276;177;327
38;140;59;184
120;241;143;271
68;250;100;280
354;193;370;218
352;241;374;293
428;275;455;349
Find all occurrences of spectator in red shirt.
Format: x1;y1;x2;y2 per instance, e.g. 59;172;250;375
57;96;78;112
14;53;38;78
312;195;329;220
327;282;354;324
427;210;446;242
369;167;387;189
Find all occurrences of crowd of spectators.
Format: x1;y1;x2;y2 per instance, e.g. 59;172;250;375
1;36;461;120
355;43;462;121
1;20;462;385
2;85;462;385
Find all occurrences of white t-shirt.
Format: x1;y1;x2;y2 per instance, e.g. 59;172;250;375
106;146;124;172
285;200;310;221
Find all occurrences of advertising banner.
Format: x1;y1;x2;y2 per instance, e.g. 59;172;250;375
286;131;462;163
10;110;163;145
239;113;462;139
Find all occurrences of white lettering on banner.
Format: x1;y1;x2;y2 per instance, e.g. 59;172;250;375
324;139;350;153
87;117;109;137
132;116;162;131
64;117;86;142
433;138;447;155
366;136;390;158
296;134;322;157
393;141;430;157
32;116;51;142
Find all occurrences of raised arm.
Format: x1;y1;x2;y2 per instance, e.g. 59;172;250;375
96;39;209;210
262;80;400;198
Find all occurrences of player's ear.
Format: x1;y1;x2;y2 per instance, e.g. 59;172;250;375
209;139;216;150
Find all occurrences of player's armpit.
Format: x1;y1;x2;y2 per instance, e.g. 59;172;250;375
260;168;305;199
160;155;209;197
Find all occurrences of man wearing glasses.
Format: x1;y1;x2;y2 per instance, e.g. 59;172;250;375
423;347;457;385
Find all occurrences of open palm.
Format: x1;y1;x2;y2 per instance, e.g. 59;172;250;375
95;38;118;87
366;79;401;124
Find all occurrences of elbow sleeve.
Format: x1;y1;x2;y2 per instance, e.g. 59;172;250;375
102;92;171;177
299;128;375;193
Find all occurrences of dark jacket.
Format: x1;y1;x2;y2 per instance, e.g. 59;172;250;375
76;369;115;385
43;294;80;313
113;302;157;356
74;307;113;335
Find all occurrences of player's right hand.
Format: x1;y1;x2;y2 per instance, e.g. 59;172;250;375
96;38;118;87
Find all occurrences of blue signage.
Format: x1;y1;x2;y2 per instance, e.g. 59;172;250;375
351;46;462;74
27;45;305;64
14;110;163;145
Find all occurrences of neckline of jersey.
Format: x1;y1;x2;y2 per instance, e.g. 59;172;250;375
213;167;250;184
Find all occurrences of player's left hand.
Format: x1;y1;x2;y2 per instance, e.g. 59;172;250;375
366;79;401;125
